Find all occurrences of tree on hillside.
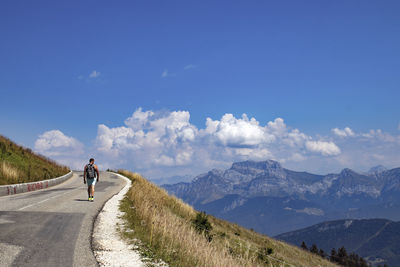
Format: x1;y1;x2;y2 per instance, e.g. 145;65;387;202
300;242;370;267
318;248;326;258
337;246;348;264
329;246;370;267
330;248;337;262
310;244;318;254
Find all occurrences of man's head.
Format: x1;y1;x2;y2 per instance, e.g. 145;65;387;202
89;158;95;164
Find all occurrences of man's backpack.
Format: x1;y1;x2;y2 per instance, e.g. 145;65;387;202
86;164;96;179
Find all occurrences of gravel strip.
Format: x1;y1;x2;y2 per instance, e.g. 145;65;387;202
92;173;145;267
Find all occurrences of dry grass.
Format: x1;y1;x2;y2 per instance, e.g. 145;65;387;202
0;161;20;182
119;170;338;267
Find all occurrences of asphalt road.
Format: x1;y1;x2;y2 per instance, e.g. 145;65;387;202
0;171;126;267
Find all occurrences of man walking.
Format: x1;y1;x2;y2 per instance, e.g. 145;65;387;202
83;158;99;202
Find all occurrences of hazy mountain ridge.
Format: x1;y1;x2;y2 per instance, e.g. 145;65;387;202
163;160;400;235
164;160;399;202
275;218;400;267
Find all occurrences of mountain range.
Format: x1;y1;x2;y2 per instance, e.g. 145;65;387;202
162;160;400;236
276;218;400;267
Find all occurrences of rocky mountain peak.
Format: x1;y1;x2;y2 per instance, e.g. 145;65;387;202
230;160;286;178
192;169;223;183
368;165;387;175
231;160;281;171
209;169;224;176
339;168;357;177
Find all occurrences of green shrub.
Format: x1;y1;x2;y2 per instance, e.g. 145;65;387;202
257;247;274;263
193;211;213;241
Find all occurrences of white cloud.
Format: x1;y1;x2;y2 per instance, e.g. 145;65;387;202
359;129;399;143
35;108;396;180
34;130;85;169
332;127;355;137
204;113;271;147
184;64;196;70
89;70;100;78
332;127;400;143
92;109;351;178
266;117;287;136
95;125;136;157
95;108;197;169
93;109;348;178
305;141;341;156
35;130;83;156
124;107;155;131
284;129;309;147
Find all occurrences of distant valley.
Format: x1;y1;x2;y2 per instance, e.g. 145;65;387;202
162;160;400;236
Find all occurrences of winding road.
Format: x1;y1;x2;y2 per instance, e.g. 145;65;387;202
0;171;126;267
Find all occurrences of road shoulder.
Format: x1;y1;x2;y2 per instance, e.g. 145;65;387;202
92;173;145;267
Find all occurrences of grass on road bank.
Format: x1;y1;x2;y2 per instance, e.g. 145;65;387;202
0;135;69;185
118;170;338;267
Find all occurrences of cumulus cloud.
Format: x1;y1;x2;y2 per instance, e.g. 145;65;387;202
332;127;355;137
266;117;287;136
34;109;400;179
89;70;100;78
96;125;136;156
95;108;197;169
34;130;85;169
305;141;341;156
204;114;272;147
35;130;83;156
124;108;154;130
93;108;346;178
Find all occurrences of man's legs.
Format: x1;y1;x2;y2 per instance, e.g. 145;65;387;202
90;185;95;198
87;186;91;197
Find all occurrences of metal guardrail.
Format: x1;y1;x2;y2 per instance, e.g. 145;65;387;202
0;171;73;196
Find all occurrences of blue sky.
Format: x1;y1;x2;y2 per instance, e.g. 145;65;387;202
1;1;400;179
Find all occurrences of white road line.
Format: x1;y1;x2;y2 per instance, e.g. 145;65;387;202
17;188;79;211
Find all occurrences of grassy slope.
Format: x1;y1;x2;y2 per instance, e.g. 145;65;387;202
0;135;69;185
119;170;338;267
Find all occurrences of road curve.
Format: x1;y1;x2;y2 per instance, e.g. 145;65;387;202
0;171;126;267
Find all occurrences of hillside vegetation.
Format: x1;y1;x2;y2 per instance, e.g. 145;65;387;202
119;170;338;267
277;218;399;266
0;135;69;185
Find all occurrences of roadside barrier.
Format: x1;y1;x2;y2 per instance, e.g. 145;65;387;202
0;171;73;196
